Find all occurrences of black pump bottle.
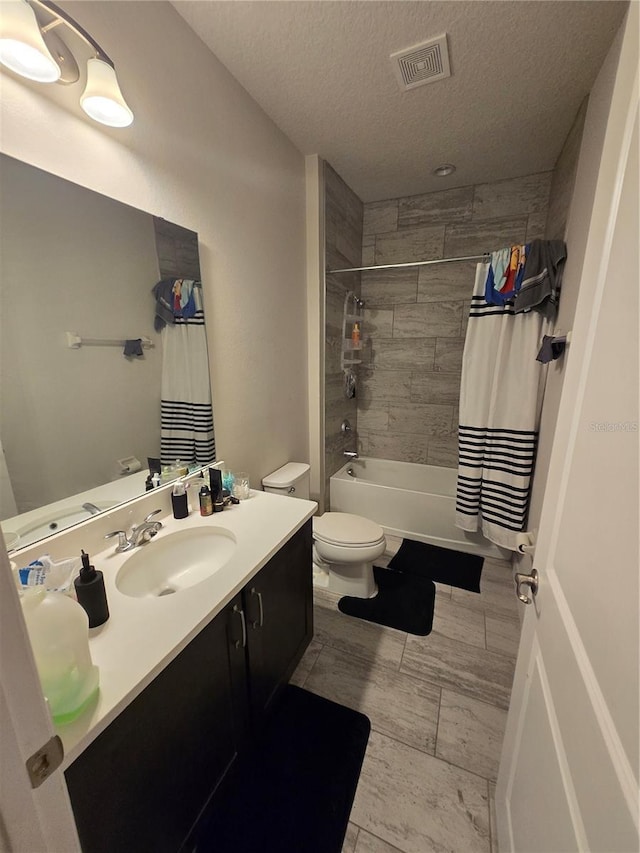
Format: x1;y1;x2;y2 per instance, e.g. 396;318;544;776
74;550;110;628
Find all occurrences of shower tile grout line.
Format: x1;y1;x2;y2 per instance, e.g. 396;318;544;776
487;779;495;853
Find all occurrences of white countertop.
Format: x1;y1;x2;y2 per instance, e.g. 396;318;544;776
56;489;316;767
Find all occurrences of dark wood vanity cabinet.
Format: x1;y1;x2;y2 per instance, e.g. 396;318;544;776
65;521;312;853
244;522;313;723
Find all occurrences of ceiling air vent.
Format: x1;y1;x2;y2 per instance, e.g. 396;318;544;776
390;34;451;91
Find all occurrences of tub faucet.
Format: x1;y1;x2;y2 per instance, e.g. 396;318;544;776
343;450;358;460
105;509;163;553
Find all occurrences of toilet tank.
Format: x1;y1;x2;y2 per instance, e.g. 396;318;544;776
262;463;310;500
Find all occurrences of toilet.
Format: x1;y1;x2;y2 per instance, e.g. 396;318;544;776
262;462;386;598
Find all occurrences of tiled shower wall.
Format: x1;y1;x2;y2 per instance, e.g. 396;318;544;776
153;217;201;280
324;164;364;500
357;172;552;467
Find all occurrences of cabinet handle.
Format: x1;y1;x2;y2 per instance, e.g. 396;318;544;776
250;588;264;628
232;603;247;648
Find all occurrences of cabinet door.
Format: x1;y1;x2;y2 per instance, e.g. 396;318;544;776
66;599;244;853
245;522;313;722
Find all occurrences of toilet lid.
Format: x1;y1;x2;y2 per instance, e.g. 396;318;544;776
313;512;384;547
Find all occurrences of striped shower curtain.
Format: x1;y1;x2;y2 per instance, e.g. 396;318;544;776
160;283;215;467
455;263;549;550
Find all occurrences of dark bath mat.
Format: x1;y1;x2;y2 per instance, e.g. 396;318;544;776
388;538;484;593
338;566;436;635
191;685;370;853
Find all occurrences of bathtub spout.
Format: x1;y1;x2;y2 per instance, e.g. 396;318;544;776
343;450;358;460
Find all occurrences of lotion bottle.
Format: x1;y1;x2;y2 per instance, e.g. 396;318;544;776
171;479;189;519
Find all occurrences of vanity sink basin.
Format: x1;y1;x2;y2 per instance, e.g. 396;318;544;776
115;528;236;598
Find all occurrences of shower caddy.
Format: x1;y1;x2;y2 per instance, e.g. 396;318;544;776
341;290;365;374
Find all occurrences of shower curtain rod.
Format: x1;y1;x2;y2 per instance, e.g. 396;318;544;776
328;253;490;274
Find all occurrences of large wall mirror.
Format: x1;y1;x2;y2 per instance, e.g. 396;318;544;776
0;154;215;552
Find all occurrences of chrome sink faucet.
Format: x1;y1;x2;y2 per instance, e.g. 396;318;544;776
105;509;163;553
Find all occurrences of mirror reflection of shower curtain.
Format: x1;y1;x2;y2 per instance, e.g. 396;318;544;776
455;263;549;550
160;284;215;467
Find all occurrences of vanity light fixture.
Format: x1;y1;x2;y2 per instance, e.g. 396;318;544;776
0;0;133;127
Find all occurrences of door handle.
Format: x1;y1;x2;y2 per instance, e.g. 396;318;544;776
232;603;247;648
250;587;264;628
515;569;539;605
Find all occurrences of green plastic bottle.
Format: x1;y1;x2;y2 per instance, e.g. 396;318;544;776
21;588;100;725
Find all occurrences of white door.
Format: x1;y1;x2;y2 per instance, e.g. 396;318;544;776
0;535;81;852
496;8;639;852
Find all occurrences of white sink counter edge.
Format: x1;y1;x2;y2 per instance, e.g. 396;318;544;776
48;490;317;768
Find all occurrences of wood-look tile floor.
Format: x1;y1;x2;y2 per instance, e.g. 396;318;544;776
290;537;521;853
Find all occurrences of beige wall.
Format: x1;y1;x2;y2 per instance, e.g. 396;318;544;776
545;99;589;242
525;14;627;554
357;172;552;466
0;0;308;491
324;164;363;501
0;157;162;513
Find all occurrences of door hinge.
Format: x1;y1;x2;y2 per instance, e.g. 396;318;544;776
26;735;64;788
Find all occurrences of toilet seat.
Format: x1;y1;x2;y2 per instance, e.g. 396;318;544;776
313;512;385;548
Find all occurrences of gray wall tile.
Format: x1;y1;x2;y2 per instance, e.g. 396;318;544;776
364;430;429;464
434;338;465;373
373;338;436;370
358;406;390;431
410;372;461;405
375;225;444;264
388;402;453;436
362;236;376;266
324;166;363;490
393;302;462;338
526;210;547;241
398;185;474;228
460;301;471;338
417;260;478;302
444;217;528;256
427;437;459;467
472;172;552;221
363;200;398;236
363;308;394;338
361;268;418;307
354;168;550;469
359;368;412;403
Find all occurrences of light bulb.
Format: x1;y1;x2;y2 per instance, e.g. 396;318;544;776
0;0;60;82
80;57;133;128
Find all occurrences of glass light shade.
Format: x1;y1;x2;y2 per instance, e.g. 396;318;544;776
0;0;61;82
80;57;133;128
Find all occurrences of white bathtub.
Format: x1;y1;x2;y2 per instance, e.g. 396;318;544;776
330;457;507;560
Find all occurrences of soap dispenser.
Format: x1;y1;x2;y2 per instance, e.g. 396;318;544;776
74;550;110;628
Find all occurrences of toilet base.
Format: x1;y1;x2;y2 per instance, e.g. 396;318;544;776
328;561;377;598
312;561;377;597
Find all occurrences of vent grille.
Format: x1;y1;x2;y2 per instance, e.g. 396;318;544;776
390;34;451;91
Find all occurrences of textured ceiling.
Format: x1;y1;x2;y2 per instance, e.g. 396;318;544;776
172;1;628;202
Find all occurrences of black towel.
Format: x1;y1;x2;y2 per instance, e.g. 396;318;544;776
123;339;144;357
